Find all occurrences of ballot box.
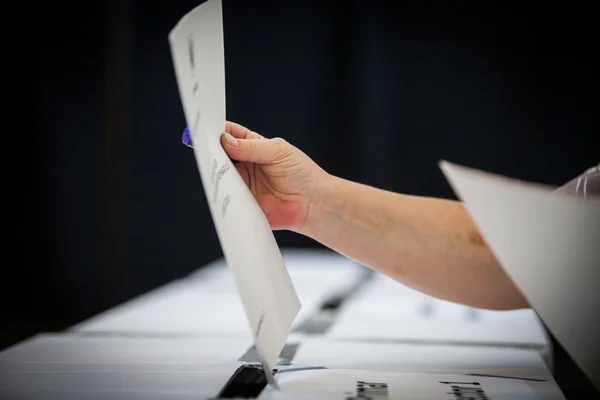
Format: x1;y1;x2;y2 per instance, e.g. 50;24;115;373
0;249;566;399
0;333;564;399
69;250;550;355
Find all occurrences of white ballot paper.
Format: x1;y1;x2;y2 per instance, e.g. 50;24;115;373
168;0;300;385
440;161;600;390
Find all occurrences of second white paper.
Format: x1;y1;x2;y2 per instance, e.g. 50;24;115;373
440;161;600;390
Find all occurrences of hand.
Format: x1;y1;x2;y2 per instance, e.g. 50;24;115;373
220;121;328;231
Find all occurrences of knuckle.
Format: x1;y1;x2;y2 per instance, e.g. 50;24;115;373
271;137;288;152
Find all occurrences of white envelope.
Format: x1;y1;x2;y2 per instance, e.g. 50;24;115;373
440;161;600;390
168;0;300;384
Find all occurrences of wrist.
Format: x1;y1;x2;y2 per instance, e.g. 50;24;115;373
296;172;339;237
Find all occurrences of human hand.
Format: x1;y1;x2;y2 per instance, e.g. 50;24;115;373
220;121;329;232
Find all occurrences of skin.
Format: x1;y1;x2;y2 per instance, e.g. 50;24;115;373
220;121;529;310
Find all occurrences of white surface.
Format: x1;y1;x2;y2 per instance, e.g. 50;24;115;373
0;334;246;399
188;249;364;308
327;273;549;348
0;363;241;400
0;333;252;370
1;245;567;398
71;282;253;339
292;338;552;380
275;369;560;399
168;0;299;375
440;161;600;390
0;334;564;400
70;250;362;337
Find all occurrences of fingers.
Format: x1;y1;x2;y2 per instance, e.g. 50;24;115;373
221;133;289;164
225;121;263;140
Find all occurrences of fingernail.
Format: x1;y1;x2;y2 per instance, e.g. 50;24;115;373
182;126;193;148
224;132;238;147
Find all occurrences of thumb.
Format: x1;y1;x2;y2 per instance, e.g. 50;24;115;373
221;132;288;164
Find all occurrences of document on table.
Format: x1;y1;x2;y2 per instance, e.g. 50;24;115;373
292;338;553;380
440;161;600;390
168;0;300;385
272;369;552;399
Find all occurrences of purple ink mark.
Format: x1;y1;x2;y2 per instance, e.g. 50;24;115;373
182;126;193;148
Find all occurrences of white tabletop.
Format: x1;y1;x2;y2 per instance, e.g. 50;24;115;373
0;248;564;399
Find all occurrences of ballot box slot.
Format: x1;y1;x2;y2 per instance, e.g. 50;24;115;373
239;343;300;365
214;364;271;398
320;295;344;310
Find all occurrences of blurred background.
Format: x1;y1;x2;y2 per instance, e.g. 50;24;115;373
13;0;596;354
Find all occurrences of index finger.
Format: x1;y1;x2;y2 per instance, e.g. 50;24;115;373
225;121;264;140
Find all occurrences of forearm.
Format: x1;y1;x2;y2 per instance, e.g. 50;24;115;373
299;175;529;310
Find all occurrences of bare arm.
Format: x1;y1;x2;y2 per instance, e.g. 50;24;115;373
300;175;529;310
220;121;529;310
